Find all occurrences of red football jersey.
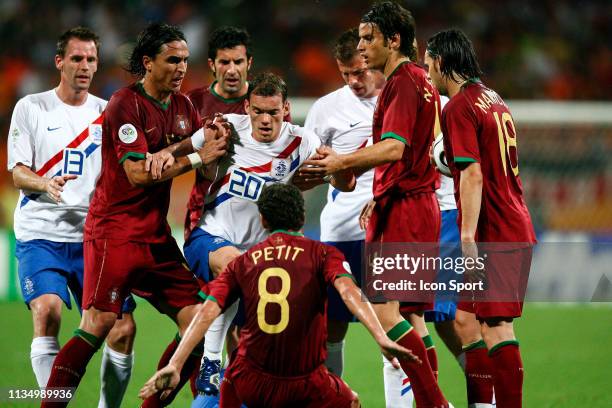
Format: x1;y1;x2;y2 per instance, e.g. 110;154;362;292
207;231;352;376
372;62;440;199
184;82;292;238
85;83;200;243
441;80;536;243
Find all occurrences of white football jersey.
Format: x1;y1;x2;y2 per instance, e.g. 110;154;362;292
305;85;376;242
7;90;106;242
436;95;456;211
193;114;320;250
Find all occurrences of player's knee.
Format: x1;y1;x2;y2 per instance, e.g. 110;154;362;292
210;246;241;277
106;313;137;354
81;307;118;338
30;295;63;335
481;318;515;346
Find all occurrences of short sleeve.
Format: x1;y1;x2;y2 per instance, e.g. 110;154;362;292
105;93;149;164
7;98;35;171
207;257;241;311
380;76;418;146
304;99;332;146
321;243;354;285
299;127;322;160
444;100;480;164
190;127;205;151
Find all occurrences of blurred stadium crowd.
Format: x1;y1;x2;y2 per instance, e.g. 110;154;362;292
0;0;610;231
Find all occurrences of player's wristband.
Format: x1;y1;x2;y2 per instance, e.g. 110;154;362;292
187;152;203;169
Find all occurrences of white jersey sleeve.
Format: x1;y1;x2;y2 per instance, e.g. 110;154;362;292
435;95;456;211
7;98;37;170
9;90;107;242
306;86;376;242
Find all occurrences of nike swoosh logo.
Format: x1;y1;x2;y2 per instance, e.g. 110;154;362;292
349;122;361;128
47;126;61;131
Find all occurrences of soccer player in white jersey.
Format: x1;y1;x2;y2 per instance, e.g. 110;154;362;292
148;72;354;406
294;27;384;379
7;27;136;408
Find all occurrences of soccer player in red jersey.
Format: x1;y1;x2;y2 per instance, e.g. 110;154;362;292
302;2;448;407
425;29;536;408
41;23;229;408
139;183;419;407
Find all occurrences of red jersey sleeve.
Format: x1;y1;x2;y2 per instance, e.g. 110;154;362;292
207;257;241;311
445;99;480;165
321;243;353;285
106;92;149;164
380;74;418;146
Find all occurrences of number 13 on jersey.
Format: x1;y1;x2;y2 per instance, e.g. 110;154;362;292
257;267;291;334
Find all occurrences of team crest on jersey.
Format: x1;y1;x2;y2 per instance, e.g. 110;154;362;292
271;158;290;178
118;123;137;144
89;124;103;144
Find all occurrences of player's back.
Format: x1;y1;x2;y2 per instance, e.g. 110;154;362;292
443;81;535;243
215;232;350;376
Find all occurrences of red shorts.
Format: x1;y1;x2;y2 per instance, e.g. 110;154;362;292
367;191;439;311
366;191;440;243
220;355;356;408
83;238;200;315
458;247;533;320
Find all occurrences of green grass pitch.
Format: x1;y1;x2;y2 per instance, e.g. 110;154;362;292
1;302;610;407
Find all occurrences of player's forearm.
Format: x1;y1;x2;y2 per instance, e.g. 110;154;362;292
124;156;194;187
329;169;356;192
169;137;196;157
169;300;221;369
336;278;388;344
11;165;47;193
459;163;483;241
339;139;404;171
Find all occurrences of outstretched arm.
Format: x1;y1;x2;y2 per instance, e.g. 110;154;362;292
139;300;222;400
333;276;421;367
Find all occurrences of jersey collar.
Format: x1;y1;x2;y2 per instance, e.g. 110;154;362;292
271;229;304;237
136;82;171;110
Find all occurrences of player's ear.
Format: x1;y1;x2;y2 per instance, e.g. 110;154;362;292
260;214;270;230
283;100;290;119
208;58;215;75
143;55;153;73
389;33;401;52
244;98;250;113
247;56;253;71
55;55;63;71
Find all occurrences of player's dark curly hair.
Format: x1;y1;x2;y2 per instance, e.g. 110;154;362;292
208;26;251;60
257;184;305;232
56;27;100;57
426;29;483;83
127;22;186;77
334;28;360;64
361;1;416;59
248;72;288;101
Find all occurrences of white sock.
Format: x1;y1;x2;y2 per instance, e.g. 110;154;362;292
325;340;345;377
98;344;134;408
382;354;414;408
204;301;239;362
31;336;60;388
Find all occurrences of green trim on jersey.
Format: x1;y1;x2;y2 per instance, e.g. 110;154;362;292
386;320;413;342
381;131;408;145
488;340;519;356
119;152;146;165
271;230;304;237
454;156;478;163
335;273;357;283
387;60;409;80
206;294;219;304
210;81;247;104
136;82;171;110
198;291;208;301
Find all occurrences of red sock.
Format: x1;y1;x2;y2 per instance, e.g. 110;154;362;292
422;335;439;381
489;341;523;408
141;335;203;407
464;340;494;405
41;330;102;408
389;321;447;408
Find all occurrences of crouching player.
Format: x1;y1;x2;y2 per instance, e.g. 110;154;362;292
140;183;420;407
425;29;536;408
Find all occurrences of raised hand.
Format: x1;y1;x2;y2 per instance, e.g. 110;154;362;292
139;365;180;401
